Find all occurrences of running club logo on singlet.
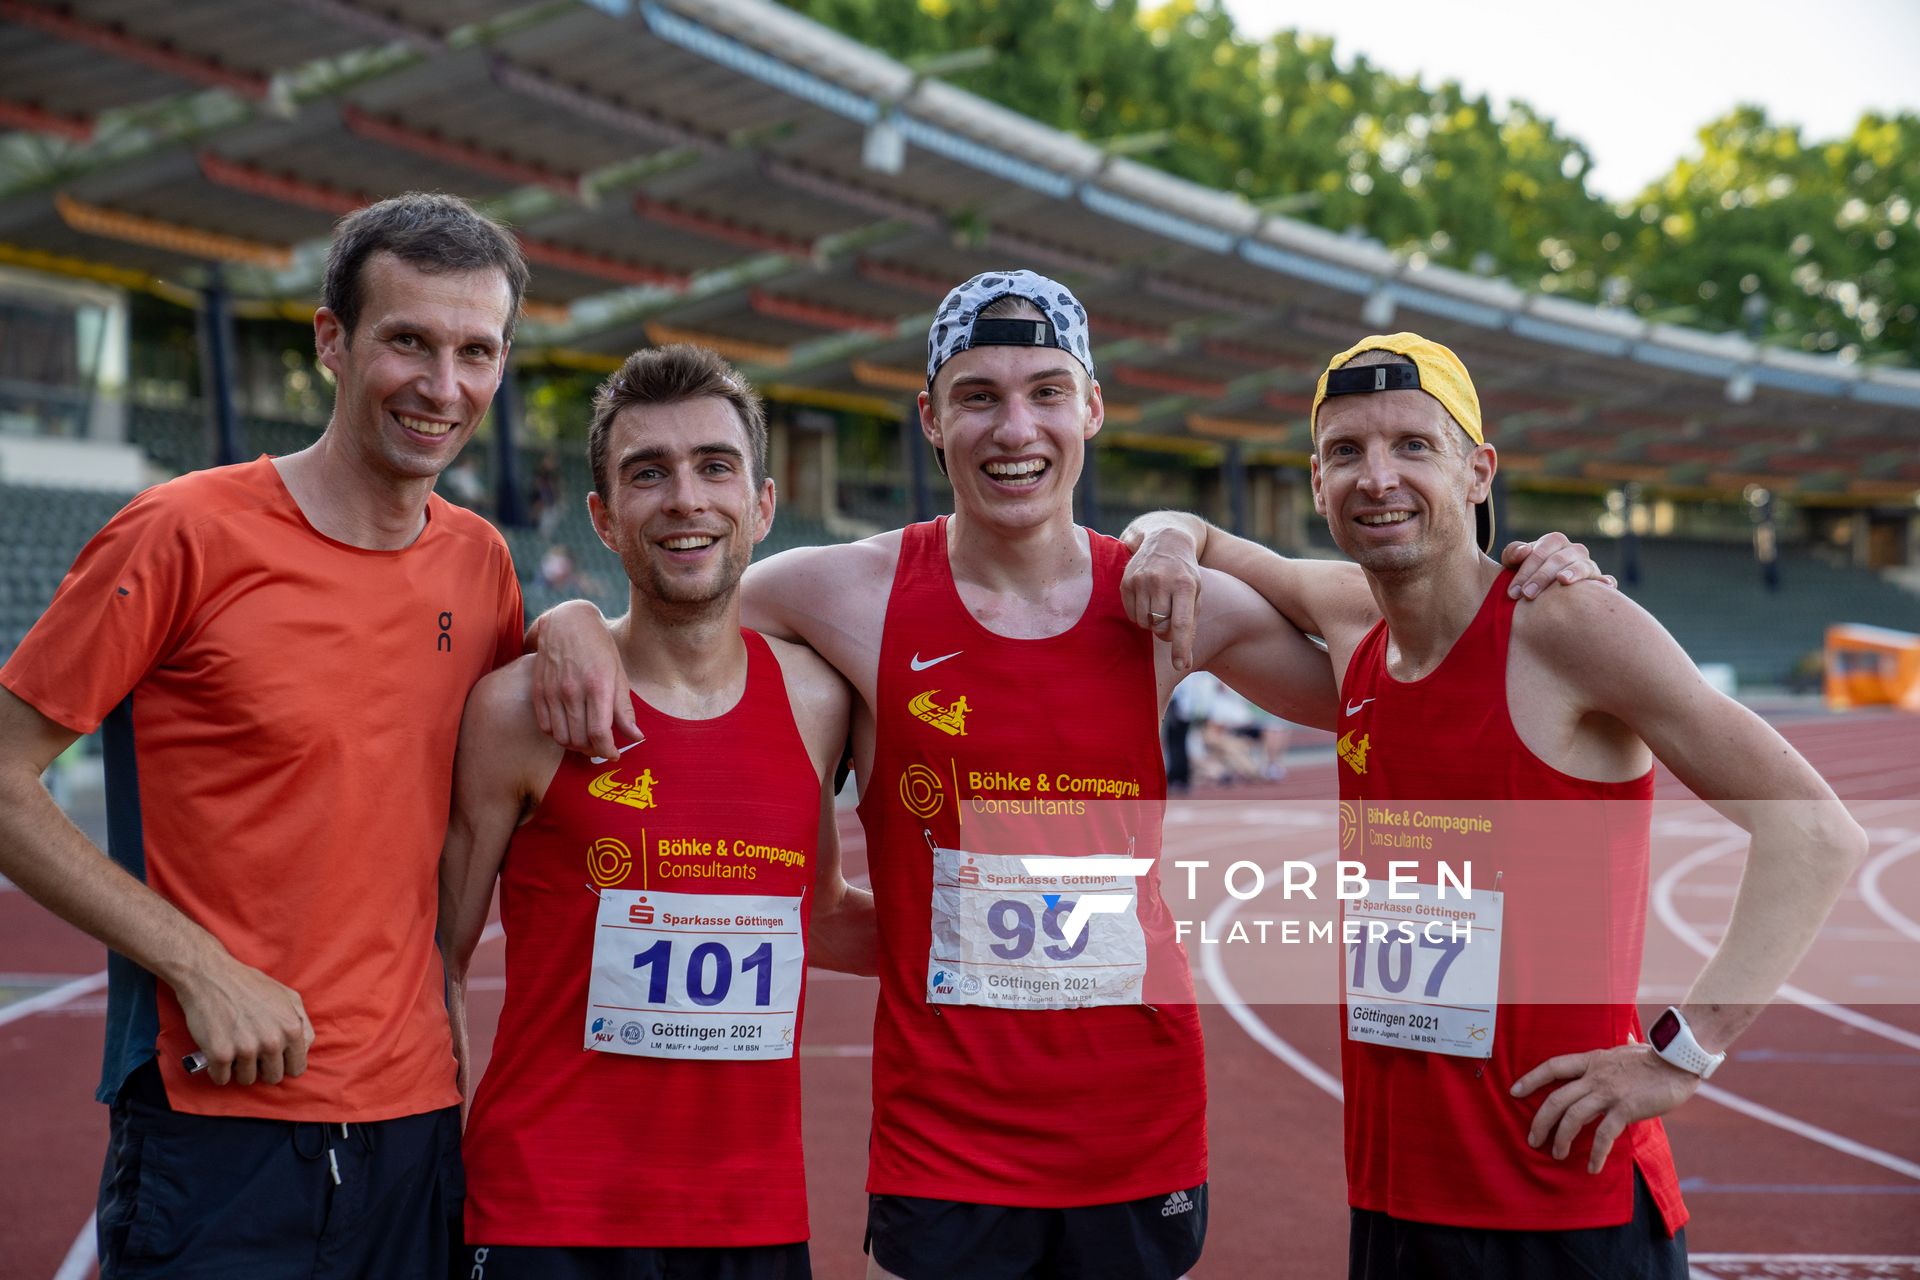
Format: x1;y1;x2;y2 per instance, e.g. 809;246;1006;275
1337;730;1371;775
898;763;945;818
907;689;970;736
587;836;634;889
589;765;658;810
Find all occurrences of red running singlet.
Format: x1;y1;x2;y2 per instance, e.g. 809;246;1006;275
463;632;821;1247
859;518;1206;1207
1337;570;1686;1233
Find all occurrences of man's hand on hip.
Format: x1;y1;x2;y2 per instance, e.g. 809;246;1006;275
1511;1041;1700;1174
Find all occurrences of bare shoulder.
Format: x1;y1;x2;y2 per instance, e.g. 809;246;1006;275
754;530;900;581
762;633;849;703
743;532;901;653
759;632;851;767
463;655;547;740
1508;581;1691;699
1510;580;1662;657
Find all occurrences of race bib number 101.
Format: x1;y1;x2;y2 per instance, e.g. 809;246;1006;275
586;889;803;1060
1343;881;1502;1059
927;845;1147;1011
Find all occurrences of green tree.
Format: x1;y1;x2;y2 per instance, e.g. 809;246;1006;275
1618;107;1919;362
781;0;1616;289
780;2;1915;365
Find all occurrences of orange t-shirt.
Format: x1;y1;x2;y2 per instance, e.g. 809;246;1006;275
0;458;523;1121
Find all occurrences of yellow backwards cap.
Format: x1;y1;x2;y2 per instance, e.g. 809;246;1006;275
1310;331;1483;444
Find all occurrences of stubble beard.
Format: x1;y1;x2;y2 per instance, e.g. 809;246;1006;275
620;536;752;624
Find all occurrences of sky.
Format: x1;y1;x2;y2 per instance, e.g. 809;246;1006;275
1221;0;1920;202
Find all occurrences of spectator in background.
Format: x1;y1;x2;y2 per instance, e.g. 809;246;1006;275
530;448;564;535
539;543;579;594
443;456;490;514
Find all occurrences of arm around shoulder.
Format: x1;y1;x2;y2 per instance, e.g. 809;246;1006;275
440;658;557;975
1191;570;1340;731
742;535;895;650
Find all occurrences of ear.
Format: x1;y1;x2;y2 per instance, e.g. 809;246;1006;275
752;477;777;546
1467;442;1497;503
1082;378;1105;442
314;307;346;377
917;389;941;450
587;490;618;555
1310;456;1328;518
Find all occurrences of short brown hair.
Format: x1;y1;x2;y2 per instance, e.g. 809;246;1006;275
588;344;768;501
322;192;529;342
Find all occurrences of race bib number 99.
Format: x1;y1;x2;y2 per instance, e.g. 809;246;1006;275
587;889;803;1060
928;845;1147;1011
1343;882;1502;1059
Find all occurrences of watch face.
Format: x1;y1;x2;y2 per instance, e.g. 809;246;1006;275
1650;1009;1682;1051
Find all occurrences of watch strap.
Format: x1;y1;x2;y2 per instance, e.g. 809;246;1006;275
1653;1007;1725;1079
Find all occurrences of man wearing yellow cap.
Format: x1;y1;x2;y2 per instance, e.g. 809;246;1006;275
1123;333;1864;1278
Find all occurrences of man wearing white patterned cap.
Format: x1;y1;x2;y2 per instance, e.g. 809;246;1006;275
530;273;1602;1279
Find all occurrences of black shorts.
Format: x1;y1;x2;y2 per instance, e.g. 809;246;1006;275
866;1183;1206;1280
97;1057;463;1279
1348;1169;1687;1280
460;1243;810;1280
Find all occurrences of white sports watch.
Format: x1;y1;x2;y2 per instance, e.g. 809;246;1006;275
1648;1006;1725;1079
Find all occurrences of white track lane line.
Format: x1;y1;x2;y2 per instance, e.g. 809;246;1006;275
50;1212;95;1280
1858;836;1920;945
1653;837;1920;1053
1;921;507;1036
1199;850;1344;1101
1695;1083;1920;1182
0;970;107;1030
1691;1254;1920;1265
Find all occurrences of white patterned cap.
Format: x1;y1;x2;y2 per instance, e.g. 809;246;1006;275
926;269;1093;385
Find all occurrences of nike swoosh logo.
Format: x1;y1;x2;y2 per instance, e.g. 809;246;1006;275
910;650;962;671
588;737;646;765
1345;698;1375;717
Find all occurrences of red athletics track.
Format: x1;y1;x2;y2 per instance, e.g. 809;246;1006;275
2;712;1917;1279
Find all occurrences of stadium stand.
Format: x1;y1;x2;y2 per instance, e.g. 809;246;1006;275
1615;539;1920;687
0;483;138;664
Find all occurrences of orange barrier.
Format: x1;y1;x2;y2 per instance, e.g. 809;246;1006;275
1824;624;1920;712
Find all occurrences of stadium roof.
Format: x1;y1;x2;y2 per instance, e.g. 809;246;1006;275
2;0;1916;502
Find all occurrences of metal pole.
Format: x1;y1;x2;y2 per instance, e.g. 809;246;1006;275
491;370;526;528
198;265;243;468
1225;440;1247;537
1078;436;1101;532
903;409;931;524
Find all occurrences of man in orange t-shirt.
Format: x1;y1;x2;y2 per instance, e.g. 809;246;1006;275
0;192;528;1278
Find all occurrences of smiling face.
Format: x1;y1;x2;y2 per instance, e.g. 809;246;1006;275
1311;388;1494;575
313;252;512;487
918;321;1102;532
587;395;775;612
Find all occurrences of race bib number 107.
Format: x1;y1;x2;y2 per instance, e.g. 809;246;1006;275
1343;881;1502;1059
586;889;803;1060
